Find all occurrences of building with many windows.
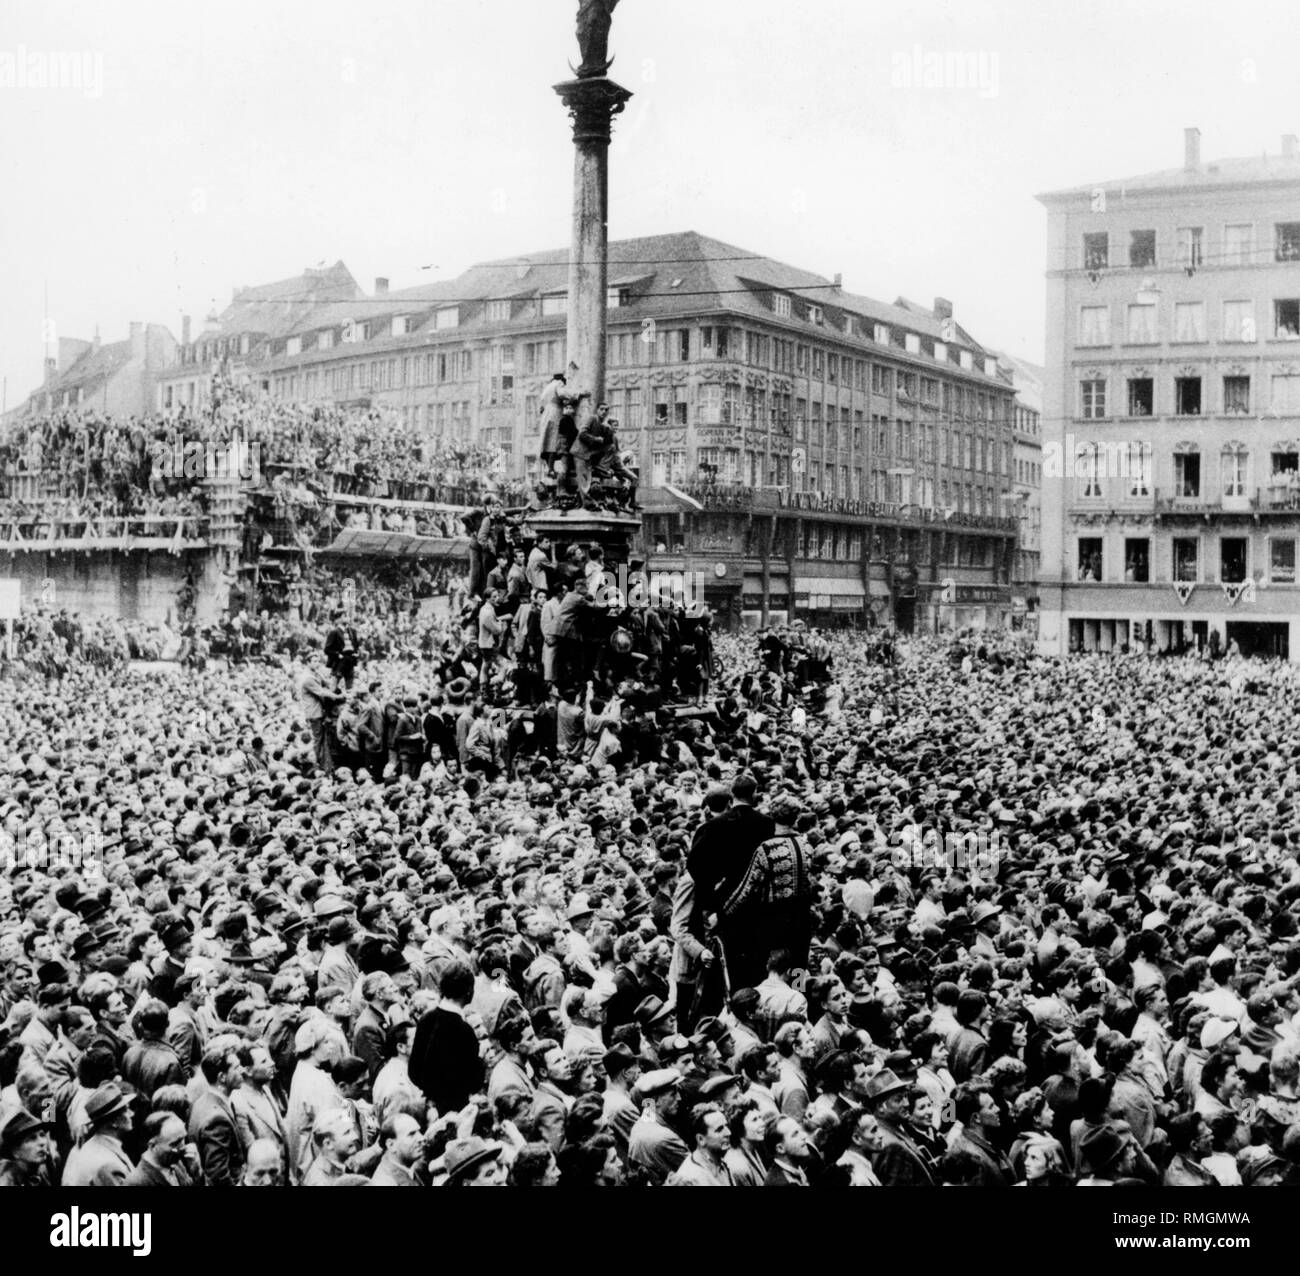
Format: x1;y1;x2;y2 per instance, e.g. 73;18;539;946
1039;129;1300;659
9;323;176;423
158;232;1021;630
994;352;1043;624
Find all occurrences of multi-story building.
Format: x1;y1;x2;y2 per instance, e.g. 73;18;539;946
994;351;1043;624
1039;129;1300;660
158;261;362;409
158;232;1021;630
8;323;176;423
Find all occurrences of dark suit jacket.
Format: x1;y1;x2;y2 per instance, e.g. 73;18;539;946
949;1026;989;1083
189;1090;245;1187
408;1007;484;1116
872;1119;937;1187
688;806;776;911
122;1037;186;1099
352;1004;388;1083
125;1156;196;1187
604;964;646;1034
948;1125;1013;1187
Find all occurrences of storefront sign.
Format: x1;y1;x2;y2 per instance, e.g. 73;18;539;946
940;582;1011;605
695;428;742;447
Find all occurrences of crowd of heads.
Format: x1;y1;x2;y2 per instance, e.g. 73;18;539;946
1;602;1300;1187
0;396;521;527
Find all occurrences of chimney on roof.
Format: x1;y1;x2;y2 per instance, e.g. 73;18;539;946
1184;127;1201;171
934;297;953;321
375;277;389;295
1284;134;1298;160
129;322;145;358
832;273;842;289
182;314;191;347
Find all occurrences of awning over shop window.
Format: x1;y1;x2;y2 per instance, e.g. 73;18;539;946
793;576;865;601
323;529;470;561
640;484;704;514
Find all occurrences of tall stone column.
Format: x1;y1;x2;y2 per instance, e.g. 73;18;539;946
554;76;632;424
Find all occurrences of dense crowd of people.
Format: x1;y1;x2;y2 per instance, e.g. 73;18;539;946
4;610;181;677
3;606;1300;1189
0;396;520;524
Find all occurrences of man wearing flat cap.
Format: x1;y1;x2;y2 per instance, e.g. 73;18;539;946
628;1068;689;1185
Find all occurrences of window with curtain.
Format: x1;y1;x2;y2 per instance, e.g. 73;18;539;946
1173;302;1205;342
1126;303;1157;343
1221;447;1249;498
1079;306;1110;345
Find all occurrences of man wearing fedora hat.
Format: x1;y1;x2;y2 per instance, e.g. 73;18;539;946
866;1069;935;1187
61;1082;135;1186
1076;1122;1141;1185
0;1109;54;1186
442;1134;506;1186
969;900;1004;960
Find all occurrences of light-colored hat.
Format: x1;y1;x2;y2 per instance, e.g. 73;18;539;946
1201;1018;1239;1051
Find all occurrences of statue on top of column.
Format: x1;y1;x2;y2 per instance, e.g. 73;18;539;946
575;0;621;78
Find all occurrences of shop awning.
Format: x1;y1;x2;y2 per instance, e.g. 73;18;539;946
322;529;471;561
793;576;866;599
640;484;704;514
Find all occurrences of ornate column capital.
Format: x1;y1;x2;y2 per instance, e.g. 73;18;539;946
553;76;633;146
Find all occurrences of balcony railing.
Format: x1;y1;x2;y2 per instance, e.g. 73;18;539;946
0;514;207;551
1154;487;1300;518
680;481;1018;530
1258;483;1300;514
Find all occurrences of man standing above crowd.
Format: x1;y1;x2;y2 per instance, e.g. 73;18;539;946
688;772;775;917
296;655;344;774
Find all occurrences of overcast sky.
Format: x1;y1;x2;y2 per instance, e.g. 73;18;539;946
1;0;1296;405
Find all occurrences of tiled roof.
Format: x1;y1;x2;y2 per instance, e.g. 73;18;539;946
44;339;135;396
216;261;362;340
1040;152;1300;202
241;231;1009;367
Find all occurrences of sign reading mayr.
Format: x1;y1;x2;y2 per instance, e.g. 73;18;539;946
940;579;1010;605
